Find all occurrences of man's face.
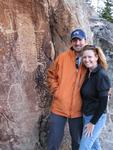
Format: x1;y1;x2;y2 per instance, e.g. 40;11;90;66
71;38;86;52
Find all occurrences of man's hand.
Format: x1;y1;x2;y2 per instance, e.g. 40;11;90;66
83;122;95;137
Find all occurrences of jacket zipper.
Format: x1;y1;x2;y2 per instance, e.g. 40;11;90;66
69;63;78;118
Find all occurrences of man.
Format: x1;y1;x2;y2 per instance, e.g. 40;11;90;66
47;29;87;150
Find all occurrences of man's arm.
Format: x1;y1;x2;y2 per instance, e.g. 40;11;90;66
47;57;59;94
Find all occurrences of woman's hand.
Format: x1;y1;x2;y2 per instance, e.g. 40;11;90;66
83;122;95;137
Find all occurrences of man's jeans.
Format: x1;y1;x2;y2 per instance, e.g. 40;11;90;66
47;113;83;150
79;113;107;150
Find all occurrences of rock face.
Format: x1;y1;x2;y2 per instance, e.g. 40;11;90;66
0;0;113;150
89;17;113;150
0;0;52;149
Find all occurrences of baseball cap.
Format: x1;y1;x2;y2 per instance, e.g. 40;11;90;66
71;29;86;40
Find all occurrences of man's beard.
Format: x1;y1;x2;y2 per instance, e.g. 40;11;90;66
72;46;83;52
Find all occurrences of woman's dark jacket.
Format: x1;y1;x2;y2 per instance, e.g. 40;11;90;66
81;65;110;124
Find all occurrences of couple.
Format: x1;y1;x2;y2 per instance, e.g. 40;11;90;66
47;29;110;150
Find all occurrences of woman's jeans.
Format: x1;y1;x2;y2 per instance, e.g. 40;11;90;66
47;113;83;150
79;113;107;150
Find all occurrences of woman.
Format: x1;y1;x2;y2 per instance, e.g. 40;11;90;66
79;45;110;150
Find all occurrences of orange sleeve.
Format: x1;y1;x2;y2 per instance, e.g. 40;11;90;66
47;56;59;94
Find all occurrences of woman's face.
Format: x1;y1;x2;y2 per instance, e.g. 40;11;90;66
82;50;98;70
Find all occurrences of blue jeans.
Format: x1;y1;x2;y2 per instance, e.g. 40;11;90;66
47;113;83;150
79;114;107;150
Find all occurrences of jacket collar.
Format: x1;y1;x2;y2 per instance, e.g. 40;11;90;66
91;64;102;73
86;65;102;77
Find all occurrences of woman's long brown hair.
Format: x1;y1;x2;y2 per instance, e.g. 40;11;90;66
82;45;108;70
